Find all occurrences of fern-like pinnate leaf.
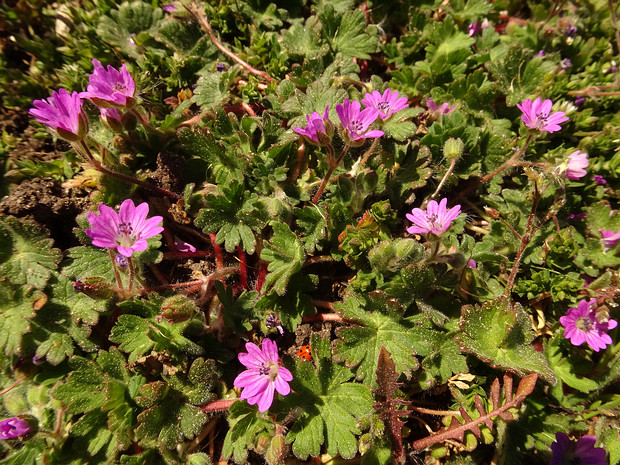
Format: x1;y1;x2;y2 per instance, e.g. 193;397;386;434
412;373;537;450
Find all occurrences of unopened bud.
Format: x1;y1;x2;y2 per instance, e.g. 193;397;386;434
444;137;464;159
161;295;198;322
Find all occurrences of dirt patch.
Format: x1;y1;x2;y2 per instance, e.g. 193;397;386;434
0;177;89;250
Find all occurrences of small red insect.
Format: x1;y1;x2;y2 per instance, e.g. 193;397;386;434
296;345;312;360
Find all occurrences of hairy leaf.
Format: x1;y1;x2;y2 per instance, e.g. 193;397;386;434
456;297;556;384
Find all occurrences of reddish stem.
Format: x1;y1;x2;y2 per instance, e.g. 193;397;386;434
238;247;248;289
256;260;268;293
210;233;224;270
188;5;275;83
162;250;213;260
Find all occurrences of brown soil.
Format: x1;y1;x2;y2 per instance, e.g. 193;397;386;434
0;177;89;250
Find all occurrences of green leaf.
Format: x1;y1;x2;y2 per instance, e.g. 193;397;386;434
110;299;204;363
0;216;62;289
319;5;378;59
62;246;120;286
456;297;556;384
545;335;597;393
260;222;305;295
191;71;231;110
0;280;46;356
284;355;374;460
70;409;117;457
195;180;267;254
487;43;556;105
282;16;329;59
52;357;107;413
109;315;154;362
221;401;275;464
294;204;328;254
136;400;207;449
333;291;421;385
97;1;163;57
179;126;245;184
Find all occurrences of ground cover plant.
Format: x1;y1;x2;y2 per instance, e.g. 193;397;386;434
0;0;619;463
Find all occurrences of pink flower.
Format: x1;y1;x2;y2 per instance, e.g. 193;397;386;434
293;107;333;145
550;432;609;465
361;89;409;120
174;237;196;253
406;198;461;235
566;150;589;179
425;98;456;115
85;199;164;257
560;300;617;352
0;418;32;439
233;339;292;412
80;59;136;108
29;89;89;141
516;97;569;133
467;21;481;37
601;229;620;252
336;99;384;145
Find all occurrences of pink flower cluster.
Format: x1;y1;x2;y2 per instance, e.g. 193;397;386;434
29;59;136;140
293;88;409;146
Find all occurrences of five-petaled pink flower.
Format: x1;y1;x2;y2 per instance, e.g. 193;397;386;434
293;107;333;146
560;299;617;352
80;59;136;108
601;229;620;252
550;432;609;465
566;150;589;180
516;97;569;133
0;418;32;439
29;89;89;141
336;99;384;146
361;89;409;120
233;339;292;412
85;199;164;257
406;198;462;235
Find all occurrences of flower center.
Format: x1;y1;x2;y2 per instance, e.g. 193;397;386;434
377;101;390;111
116;222;136;247
575;317;594;332
113;82;127;93
349;119;364;132
427;213;442;230
534;112;549;128
259;362;279;380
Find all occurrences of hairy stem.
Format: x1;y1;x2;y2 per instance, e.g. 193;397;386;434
504;182;541;297
108;248;124;290
312;144;349;204
431;157;456;199
188;4;274;83
359;138;380;166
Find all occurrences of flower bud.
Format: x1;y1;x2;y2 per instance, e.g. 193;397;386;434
160;295;199;322
443;137;464;159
